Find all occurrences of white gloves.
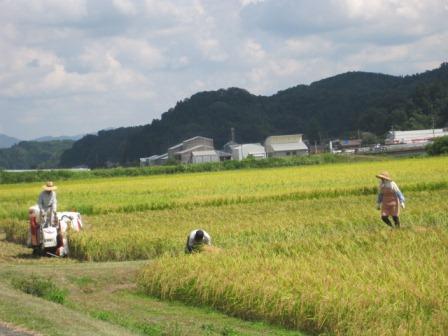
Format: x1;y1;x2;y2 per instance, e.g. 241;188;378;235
400;203;405;209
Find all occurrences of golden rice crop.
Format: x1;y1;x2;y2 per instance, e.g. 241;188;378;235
66;188;448;260
136;191;448;335
1;156;448;335
0;156;447;220
139;225;448;335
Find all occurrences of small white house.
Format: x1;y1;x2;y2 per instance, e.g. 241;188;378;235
264;134;308;157
232;143;266;160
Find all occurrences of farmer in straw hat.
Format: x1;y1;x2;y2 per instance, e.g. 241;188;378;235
38;181;58;227
376;172;405;228
185;229;212;253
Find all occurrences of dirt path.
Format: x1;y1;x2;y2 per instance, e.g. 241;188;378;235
0;322;38;336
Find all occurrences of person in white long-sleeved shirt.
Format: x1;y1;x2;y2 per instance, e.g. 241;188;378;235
185;229;211;253
38;181;58;227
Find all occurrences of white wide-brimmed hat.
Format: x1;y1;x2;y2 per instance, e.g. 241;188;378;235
375;171;392;181
42;181;57;191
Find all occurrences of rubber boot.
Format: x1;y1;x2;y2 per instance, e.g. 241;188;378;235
381;216;393;227
392;216;400;228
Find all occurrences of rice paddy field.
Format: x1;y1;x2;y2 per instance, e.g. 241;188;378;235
1;156;448;335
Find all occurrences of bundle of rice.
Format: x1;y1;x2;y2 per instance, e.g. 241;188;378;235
199;245;222;254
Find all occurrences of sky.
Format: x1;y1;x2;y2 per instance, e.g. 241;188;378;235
0;0;447;140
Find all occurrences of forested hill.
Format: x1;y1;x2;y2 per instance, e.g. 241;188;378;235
0;140;74;169
60;63;448;168
0;134;20;148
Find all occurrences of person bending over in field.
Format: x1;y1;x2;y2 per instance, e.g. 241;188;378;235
376;172;405;228
185;229;211;253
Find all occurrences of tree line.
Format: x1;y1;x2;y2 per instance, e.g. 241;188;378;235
61;63;448;168
16;64;448;168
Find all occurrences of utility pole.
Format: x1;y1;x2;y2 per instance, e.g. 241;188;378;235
391;125;395;143
432;115;435;137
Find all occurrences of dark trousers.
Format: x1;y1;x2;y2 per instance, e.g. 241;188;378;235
381;216;400;228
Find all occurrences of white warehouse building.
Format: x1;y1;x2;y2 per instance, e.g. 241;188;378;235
264;134;308;157
232;143;266;160
385;128;448;145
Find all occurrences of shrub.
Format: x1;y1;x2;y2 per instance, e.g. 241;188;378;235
426;136;448;155
12;275;67;304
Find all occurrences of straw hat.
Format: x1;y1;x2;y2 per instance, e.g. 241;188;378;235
42;181;57;191
375;171;392;181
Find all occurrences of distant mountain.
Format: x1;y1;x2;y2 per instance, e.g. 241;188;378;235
0;134;21;148
33;135;84;142
60;63;448;168
0;140;74;170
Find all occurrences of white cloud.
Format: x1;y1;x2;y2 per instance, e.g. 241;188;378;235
198;38;228;62
40;64;106;94
243;39;266;62
342;0;441;21
240;0;265;7
143;0;204;24
110;37;165;69
242;0;448;44
112;0;137;16
193;0;206;16
285;36;335;57
0;0;447;139
80;47;120;72
345;45;410;68
0;0;87;24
